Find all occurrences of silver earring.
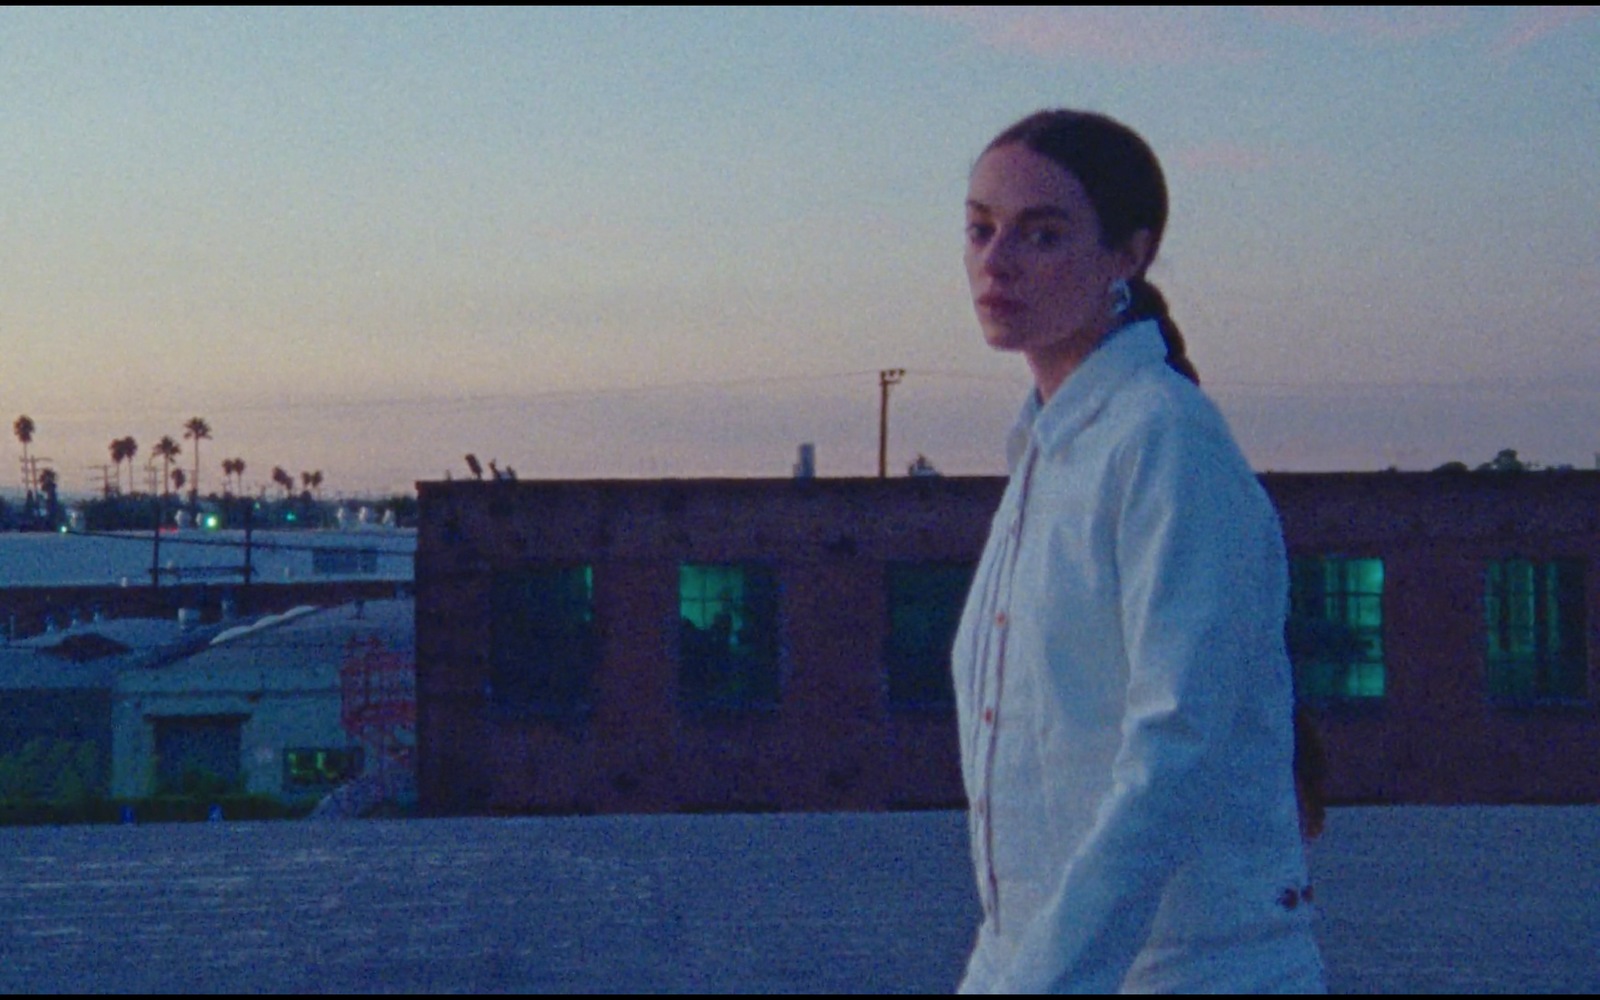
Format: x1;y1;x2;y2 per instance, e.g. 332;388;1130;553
1110;278;1132;317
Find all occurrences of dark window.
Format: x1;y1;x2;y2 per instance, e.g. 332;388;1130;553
1288;557;1385;700
153;715;244;795
283;747;365;788
1485;559;1587;703
490;566;596;716
884;562;973;709
678;564;780;710
313;547;379;575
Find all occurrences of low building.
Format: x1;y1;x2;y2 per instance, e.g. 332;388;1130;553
0;526;415;589
113;600;415;805
0;600;415;809
415;472;1600;814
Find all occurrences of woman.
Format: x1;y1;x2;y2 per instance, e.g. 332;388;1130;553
953;110;1325;993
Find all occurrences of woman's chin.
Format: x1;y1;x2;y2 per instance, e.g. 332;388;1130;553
981;326;1028;353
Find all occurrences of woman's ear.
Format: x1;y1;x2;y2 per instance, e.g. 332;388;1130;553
1117;228;1156;282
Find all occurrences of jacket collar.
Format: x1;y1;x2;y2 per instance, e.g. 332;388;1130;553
1005;320;1168;469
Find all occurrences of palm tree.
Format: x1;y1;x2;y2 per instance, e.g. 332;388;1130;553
272;466;294;499
119;436;138;494
37;467;59;527
221;457;248;495
153;436;182;499
183;417;212;501
14;415;35;500
109;439;128;495
109;437;138;495
170;468;186;496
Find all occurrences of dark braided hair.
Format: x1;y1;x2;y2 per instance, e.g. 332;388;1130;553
985;110;1199;385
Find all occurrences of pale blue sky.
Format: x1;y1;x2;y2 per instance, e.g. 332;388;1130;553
3;7;1597;495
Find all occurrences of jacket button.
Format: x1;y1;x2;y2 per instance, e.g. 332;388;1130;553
982;708;994;724
994;611;1008;627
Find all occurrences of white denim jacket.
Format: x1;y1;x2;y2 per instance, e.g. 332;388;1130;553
954;322;1324;993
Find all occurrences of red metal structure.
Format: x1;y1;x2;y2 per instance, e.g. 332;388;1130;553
339;634;416;801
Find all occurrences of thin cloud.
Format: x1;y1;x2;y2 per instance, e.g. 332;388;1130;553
1492;6;1600;57
905;7;1261;65
1252;6;1468;43
1173;142;1278;173
1172;141;1331;175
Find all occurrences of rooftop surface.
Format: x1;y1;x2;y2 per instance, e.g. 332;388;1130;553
0;806;1594;993
0;528;414;588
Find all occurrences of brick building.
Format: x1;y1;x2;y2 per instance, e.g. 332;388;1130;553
415;472;1600;814
1272;471;1600;804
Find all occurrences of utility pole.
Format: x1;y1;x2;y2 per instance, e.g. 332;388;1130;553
242;496;255;593
89;464;115;498
151;490;162;588
878;368;905;479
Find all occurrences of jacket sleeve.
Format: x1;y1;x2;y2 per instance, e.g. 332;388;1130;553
993;409;1282;993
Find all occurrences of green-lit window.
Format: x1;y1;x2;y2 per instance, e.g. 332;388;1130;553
1485;559;1587;703
678;564;780;710
884;562;972;710
490;566;596;716
283;747;365;788
1288;557;1385;700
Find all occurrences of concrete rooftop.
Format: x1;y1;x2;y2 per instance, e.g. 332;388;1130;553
0;806;1595;993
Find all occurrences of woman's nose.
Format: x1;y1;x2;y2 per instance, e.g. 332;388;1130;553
979;233;1018;277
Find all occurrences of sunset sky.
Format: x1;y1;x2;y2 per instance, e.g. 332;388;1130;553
4;7;1597;496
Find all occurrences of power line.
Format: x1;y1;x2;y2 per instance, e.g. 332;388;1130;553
63;528;413;559
21;366;1589;426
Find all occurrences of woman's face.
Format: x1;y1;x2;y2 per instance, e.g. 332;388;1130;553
964;144;1143;382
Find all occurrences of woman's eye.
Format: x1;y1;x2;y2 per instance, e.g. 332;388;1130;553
1025;227;1064;249
966;222;995;245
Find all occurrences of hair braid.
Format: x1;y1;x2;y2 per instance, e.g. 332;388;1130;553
1130;278;1198;385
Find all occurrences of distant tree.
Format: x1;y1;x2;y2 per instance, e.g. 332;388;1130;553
183;417;212;501
37;467;60;527
120;437;139;494
0;738;102;806
221;457;248;495
13;415;36;502
301;470;324;500
378;492;419;526
272;466;294;498
108;439;125;495
1476;448;1533;473
109;437;137;495
153;436;182;498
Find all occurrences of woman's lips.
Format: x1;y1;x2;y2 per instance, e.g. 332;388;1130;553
977;293;1023;318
